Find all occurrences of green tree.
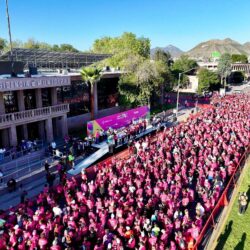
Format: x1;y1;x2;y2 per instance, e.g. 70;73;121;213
52;44;60;51
80;67;101;120
23;38;40;49
231;54;248;64
0;38;7;51
23;38;52;50
3;39;23;52
152;49;173;67
59;44;78;52
217;53;232;87
118;59;165;107
92;32;150;68
172;55;198;72
230;71;245;84
171;55;198;87
198;68;220;94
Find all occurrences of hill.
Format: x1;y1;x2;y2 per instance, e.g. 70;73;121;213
186;38;249;59
243;42;250;54
151;45;183;58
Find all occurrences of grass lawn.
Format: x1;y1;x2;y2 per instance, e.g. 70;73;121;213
215;161;250;250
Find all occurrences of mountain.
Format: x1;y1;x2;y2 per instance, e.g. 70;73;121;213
186;38;249;59
243;42;250;54
151;45;183;58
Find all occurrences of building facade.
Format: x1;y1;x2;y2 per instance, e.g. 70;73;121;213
0;71;121;148
0;76;70;147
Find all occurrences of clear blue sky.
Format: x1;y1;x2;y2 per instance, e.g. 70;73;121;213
1;0;250;51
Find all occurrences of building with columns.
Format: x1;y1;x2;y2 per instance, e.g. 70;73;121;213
231;63;250;78
0;49;121;148
0;71;122;148
0;75;70;147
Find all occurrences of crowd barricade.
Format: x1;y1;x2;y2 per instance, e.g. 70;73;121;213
0;140;44;165
192;145;250;250
85;148;130;179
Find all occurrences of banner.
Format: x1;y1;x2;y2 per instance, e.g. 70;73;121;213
87;106;150;136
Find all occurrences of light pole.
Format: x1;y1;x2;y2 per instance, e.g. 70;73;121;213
5;0;14;74
175;67;197;118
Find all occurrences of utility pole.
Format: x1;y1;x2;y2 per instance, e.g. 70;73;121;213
175;67;197;119
5;0;14;75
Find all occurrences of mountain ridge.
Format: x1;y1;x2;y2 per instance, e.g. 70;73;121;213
150;45;183;58
151;39;250;59
185;38;249;59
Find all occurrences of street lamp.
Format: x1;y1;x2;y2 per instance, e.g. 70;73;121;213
5;0;14;74
175;67;197;118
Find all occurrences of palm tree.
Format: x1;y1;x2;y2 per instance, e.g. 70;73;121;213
80;67;102;120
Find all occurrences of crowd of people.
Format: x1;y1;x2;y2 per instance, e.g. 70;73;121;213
0;93;249;249
91;115;168;147
47;137;96;169
90;118;148;147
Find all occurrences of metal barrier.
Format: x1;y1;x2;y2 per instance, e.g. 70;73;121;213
193;145;250;250
0;140;44;165
0;154;54;187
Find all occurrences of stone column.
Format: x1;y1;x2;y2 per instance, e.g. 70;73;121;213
0;93;5;114
45;118;53;143
9;125;17;146
51;87;58;106
61;114;68;137
55;117;61;138
38;121;45;140
17;90;25;111
35;88;42;108
22;125;28;140
1;129;9;147
94;82;98;115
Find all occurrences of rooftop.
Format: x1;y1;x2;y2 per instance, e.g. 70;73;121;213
0;48;111;69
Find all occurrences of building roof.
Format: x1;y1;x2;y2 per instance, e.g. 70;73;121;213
0;48;111;69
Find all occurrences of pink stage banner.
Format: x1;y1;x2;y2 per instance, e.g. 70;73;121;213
87;106;150;136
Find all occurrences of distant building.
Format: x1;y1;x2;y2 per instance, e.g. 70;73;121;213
231;63;250;78
197;62;218;71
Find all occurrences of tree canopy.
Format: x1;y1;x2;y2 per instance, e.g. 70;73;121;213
171;55;198;87
171;55;198;73
231;54;248;64
92;32;150;68
230;71;245;84
152;49;173;67
0;37;79;53
217;53;232;86
80;67;101;85
80;66;102;120
118;56;167;107
198;68;220;94
0;38;7;51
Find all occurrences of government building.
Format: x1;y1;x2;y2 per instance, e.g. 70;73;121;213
0;48;122;147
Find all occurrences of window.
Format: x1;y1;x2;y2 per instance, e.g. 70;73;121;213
97;77;119;110
57;81;90;117
24;90;36;110
3;91;18;113
42;89;52;107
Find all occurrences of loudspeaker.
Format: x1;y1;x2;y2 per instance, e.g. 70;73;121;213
0;61;24;75
29;66;38;75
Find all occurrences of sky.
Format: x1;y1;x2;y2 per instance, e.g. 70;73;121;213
0;0;250;52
